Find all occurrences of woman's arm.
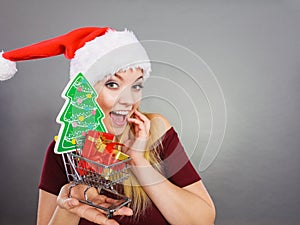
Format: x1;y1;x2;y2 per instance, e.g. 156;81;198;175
131;159;215;225
36;187;84;225
127;111;216;225
37;189;63;225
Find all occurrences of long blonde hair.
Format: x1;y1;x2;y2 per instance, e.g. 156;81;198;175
117;112;165;217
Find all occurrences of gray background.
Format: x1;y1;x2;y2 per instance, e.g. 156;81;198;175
0;0;300;224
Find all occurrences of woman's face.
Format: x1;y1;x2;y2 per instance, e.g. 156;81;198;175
94;68;144;136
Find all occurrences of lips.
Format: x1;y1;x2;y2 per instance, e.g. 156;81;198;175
109;110;130;127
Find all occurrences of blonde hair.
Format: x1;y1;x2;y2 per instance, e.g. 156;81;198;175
118;112;165;218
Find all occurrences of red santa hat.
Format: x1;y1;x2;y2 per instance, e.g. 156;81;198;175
0;27;151;84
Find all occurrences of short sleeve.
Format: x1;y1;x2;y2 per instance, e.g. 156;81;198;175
160;127;201;188
38;140;68;195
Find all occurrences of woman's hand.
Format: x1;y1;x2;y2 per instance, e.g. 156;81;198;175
125;110;151;166
56;183;133;225
127;110;150;139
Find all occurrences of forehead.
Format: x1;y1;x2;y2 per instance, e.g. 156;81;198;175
112;68;144;82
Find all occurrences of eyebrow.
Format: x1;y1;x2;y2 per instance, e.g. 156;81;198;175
114;73;124;81
114;74;144;82
135;76;144;82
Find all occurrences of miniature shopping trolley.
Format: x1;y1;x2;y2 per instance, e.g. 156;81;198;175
61;134;132;218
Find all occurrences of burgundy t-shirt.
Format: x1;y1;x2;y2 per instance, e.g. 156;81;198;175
39;127;201;225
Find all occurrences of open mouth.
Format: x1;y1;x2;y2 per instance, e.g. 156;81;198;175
109;110;130;127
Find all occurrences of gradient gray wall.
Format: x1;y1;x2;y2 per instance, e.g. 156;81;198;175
1;1;299;224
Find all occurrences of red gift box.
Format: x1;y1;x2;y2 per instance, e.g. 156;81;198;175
78;130;129;176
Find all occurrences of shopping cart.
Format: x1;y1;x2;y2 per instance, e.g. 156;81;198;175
62;138;132;218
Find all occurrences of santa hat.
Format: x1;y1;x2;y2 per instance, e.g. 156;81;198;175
0;27;151;84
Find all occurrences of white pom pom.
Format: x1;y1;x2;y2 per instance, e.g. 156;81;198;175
0;51;17;81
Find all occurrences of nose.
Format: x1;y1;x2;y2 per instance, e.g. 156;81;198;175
118;86;139;106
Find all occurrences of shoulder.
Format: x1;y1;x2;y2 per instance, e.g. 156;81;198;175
144;113;172;143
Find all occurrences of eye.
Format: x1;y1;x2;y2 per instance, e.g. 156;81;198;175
105;81;119;89
132;83;144;91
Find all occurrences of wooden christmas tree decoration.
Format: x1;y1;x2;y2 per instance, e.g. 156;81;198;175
54;73;106;153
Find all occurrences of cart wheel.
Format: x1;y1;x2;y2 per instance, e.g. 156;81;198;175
107;211;113;219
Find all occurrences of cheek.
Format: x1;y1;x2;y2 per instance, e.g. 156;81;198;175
133;100;141;109
96;90;117;114
128;90;142;106
135;92;143;103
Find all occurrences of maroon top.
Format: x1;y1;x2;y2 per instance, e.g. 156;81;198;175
39;127;201;225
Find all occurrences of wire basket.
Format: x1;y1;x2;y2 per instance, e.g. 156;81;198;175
62;143;132;218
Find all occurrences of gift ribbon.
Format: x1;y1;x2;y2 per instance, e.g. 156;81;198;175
112;149;130;161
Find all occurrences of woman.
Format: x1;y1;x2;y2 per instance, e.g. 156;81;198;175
0;27;215;225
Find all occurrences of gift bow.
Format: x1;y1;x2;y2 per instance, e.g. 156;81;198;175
87;133;129;161
87;134;118;152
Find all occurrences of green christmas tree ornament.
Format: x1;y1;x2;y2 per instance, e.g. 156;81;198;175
54;73;106;154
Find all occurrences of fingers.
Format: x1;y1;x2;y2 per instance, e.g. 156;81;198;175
127;110;150;138
59;197;80;209
132;110;150;130
57;183;79;209
74;205;119;225
105;197;133;216
113;206;133;216
71;199;132;225
132;109;148;121
56;183;132;225
127;118;147;137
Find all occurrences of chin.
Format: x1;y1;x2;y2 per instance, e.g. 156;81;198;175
107;124;127;136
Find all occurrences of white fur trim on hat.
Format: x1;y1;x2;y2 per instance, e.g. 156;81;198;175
70;29;151;85
0;51;17;81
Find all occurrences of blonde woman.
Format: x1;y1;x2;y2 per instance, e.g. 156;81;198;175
0;27;215;225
